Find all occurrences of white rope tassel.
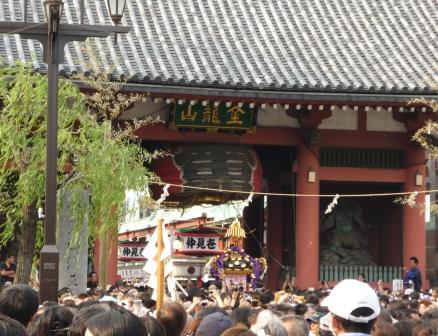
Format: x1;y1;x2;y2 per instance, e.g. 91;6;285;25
406;191;418;207
325;194;340;214
241;192;254;209
157;184;170;204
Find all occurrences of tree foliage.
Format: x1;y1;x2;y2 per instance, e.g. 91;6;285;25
396;81;438;211
0;63;158;262
412;104;438;159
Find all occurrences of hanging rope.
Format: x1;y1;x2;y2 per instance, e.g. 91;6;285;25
152;181;431;198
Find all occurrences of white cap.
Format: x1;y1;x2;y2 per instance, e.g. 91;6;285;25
99;295;118;303
404;288;414;295
321;279;380;323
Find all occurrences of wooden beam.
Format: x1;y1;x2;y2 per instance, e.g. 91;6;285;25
319;167;405;183
135;124;302;146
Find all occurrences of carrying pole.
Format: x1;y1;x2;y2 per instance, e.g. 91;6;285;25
156;218;165;310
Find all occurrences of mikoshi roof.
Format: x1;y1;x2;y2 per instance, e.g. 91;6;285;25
0;0;437;95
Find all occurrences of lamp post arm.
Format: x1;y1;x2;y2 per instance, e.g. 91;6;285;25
0;22;130;64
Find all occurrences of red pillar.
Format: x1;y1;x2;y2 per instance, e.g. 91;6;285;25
295;142;320;289
403;145;426;288
266;178;283;290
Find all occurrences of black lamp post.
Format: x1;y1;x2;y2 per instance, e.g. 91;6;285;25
0;0;130;302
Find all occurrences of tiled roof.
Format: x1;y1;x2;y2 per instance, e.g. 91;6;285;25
0;0;437;95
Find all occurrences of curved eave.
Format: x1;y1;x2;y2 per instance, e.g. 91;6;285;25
72;80;438;105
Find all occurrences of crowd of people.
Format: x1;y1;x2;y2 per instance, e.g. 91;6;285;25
0;255;435;335
0;269;438;336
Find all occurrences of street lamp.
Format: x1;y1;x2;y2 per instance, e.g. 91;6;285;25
0;0;130;302
107;0;127;43
42;0;64;25
107;0;127;25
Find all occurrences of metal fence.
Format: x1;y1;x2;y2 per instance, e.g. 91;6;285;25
319;265;403;282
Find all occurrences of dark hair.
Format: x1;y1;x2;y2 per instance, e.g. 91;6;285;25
394;319;419;336
372;320;399;336
57;287;71;299
390;309;413;322
140;290;156;309
422;309;438;321
319;331;334;336
220;327;257;336
0;313;27;336
214;280;223;290
68;304;112;336
294;303;308;316
410;292;421;301
305;293;319;305
0;284;40;326
88;288;104;300
379;295;389;306
274;304;295;315
140;315;166;336
333;307;376;334
85;309;148;336
5;253;15;260
259;290;274;305
410;257;419;264
29;305;74;336
376;309;393;324
77;300;99;310
196;306;227;319
413;321;434;336
280;315;309;336
42;301;58;308
107;286;117;293
191;289;204;300
408;300;420;310
62;299;77;309
156;302;187;336
231;307;252;328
